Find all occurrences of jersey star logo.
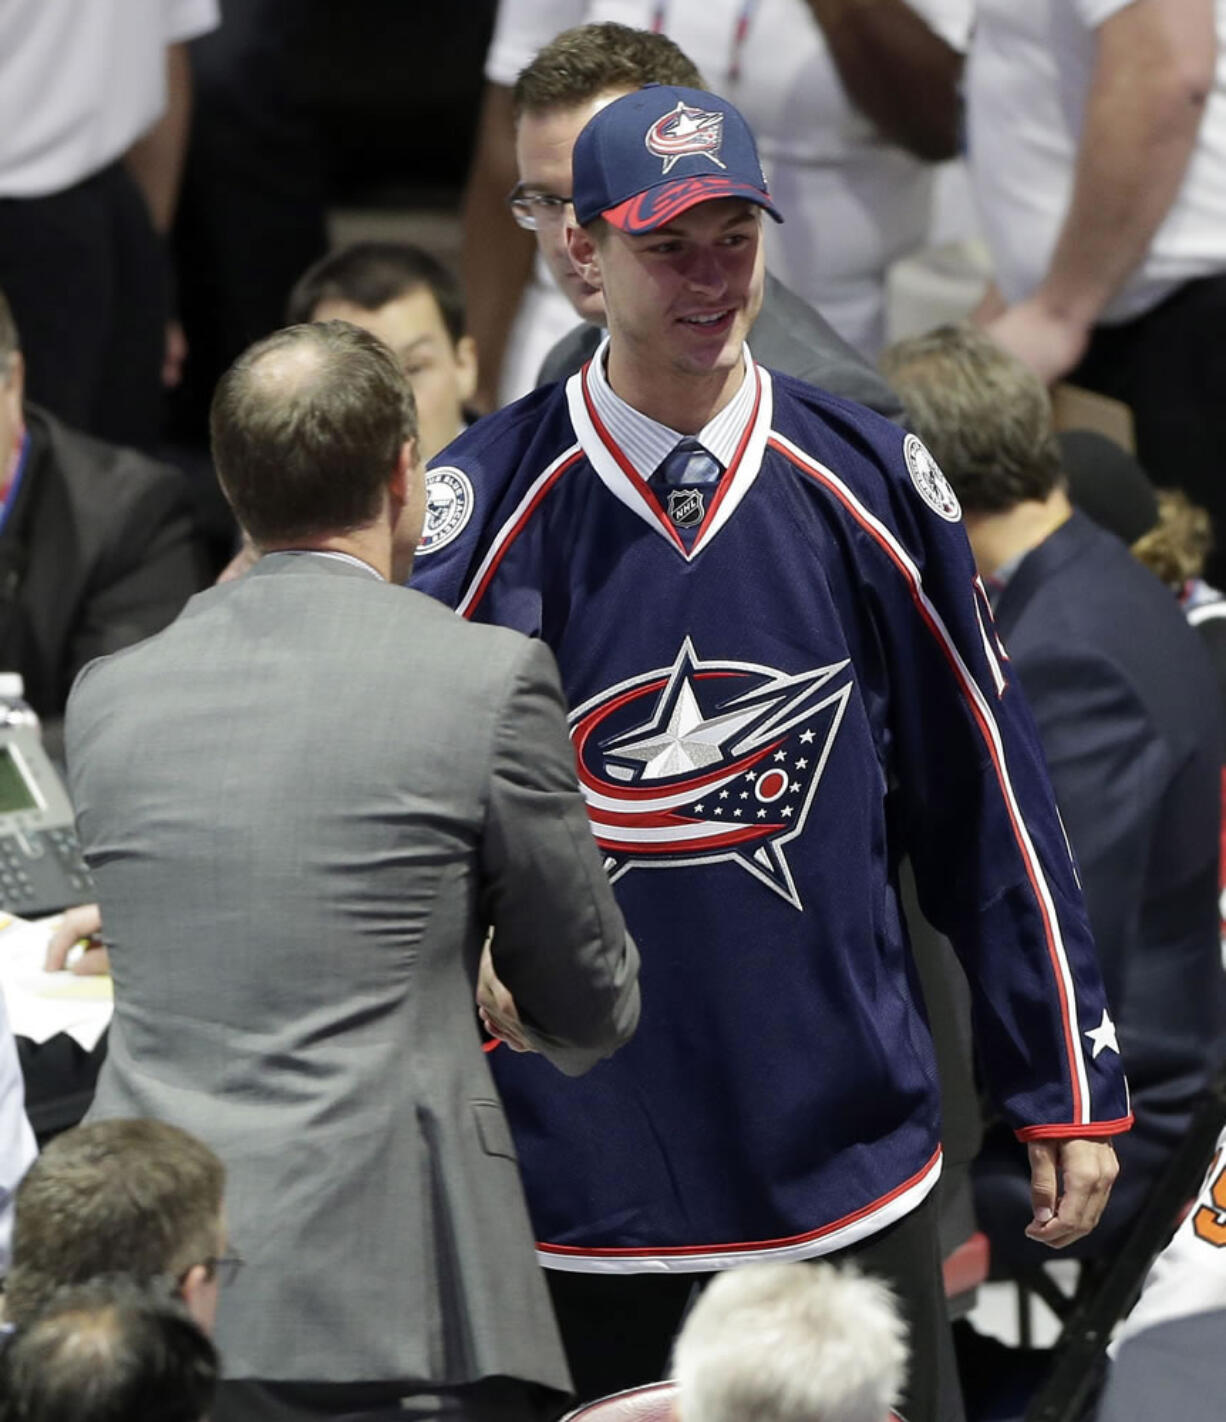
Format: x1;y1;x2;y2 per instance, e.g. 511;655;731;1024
1084;1009;1120;1059
569;638;854;908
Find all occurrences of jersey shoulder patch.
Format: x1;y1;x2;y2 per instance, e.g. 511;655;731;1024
417;466;474;556
904;434;961;523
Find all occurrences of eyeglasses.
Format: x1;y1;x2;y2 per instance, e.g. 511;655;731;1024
181;1250;245;1289
506;185;573;231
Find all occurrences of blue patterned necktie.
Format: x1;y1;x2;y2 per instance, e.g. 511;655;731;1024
648;437;724;549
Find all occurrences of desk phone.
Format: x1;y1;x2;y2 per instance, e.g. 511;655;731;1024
0;724;93;917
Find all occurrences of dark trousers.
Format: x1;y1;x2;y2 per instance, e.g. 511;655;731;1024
1070;272;1226;584
546;1187;965;1422
212;1376;562;1422
0;162;166;451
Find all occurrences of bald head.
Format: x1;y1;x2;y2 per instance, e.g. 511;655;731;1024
210;321;418;547
1;1277;218;1422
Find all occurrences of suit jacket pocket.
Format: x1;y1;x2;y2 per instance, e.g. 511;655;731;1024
473;1099;518;1161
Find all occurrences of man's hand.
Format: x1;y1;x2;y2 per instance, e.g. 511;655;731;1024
44;903;110;976
1025;1138;1119;1248
984;299;1091;386
476;937;535;1053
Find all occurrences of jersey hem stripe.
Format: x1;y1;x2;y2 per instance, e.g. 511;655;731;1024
535;1146;942;1274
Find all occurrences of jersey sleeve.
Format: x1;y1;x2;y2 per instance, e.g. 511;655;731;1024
830;425;1131;1138
408;398;564;633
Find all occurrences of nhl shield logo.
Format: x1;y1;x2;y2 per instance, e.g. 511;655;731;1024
569;638;855;909
645;102;727;175
666;488;704;527
416;466;474;555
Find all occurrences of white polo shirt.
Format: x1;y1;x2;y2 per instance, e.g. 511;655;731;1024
0;0;220;198
967;0;1226;323
487;0;973;397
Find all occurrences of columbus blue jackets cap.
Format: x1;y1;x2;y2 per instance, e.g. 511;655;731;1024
571;84;784;234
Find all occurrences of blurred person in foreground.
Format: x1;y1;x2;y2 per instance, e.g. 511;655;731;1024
65;320;640;1421
3;1119;227;1334
671;1262;908;1422
0;1276;218;1422
882;324;1226;1280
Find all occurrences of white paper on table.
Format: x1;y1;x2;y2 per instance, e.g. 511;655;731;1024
0;912;112;1050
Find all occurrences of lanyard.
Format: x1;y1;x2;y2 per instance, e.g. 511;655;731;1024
649;0;761;85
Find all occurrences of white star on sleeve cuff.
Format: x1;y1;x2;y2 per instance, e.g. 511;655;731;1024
1085;1009;1120;1059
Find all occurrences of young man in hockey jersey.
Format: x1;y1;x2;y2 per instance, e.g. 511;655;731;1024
410;86;1129;1422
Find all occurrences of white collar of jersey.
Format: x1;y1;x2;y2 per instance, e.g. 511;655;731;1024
569;336;774;562
583;334;759;477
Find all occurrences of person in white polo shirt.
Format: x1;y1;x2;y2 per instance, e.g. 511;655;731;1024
966;0;1226;578
0;0;219;452
463;0;972;407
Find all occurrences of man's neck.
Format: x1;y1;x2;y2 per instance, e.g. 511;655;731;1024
604;347;746;436
259;531;390;581
965;488;1074;579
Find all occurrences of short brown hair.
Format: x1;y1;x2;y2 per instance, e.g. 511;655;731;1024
1;1277;219;1422
880;324;1063;514
286;241;466;347
209;321;417;546
5;1120;225;1329
513;23;704;117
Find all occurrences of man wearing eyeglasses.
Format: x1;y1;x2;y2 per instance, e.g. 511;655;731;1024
500;23;904;421
2;1118;230;1337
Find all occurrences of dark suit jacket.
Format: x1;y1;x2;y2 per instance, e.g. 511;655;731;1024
0;405;210;753
70;554;639;1395
993;512;1226;1155
536;272;906;421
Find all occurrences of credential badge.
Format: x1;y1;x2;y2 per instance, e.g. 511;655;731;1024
904;434;961;523
417;467;474;556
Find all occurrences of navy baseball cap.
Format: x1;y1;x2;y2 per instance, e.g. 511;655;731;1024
571;84;783;234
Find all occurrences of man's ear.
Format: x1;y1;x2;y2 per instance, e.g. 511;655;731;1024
178;1262;211;1319
390;438;419;509
566;222;603;291
454;335;478;405
3;350;25;408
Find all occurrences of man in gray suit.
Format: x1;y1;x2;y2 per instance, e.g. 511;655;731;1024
64;320;641;1422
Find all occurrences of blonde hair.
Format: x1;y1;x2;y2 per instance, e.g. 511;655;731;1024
672;1262;907;1422
1131;490;1214;588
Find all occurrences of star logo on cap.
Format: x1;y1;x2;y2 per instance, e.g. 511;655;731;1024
645;102;727;174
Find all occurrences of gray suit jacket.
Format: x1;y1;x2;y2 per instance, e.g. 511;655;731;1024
536;272;906;421
67;553;639;1394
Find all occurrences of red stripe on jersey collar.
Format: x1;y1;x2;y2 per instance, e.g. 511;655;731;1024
579;358;762;559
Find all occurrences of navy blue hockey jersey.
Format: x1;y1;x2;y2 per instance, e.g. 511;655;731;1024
411;354;1131;1272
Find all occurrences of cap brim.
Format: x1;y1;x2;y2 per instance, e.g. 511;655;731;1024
602;176;783;234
